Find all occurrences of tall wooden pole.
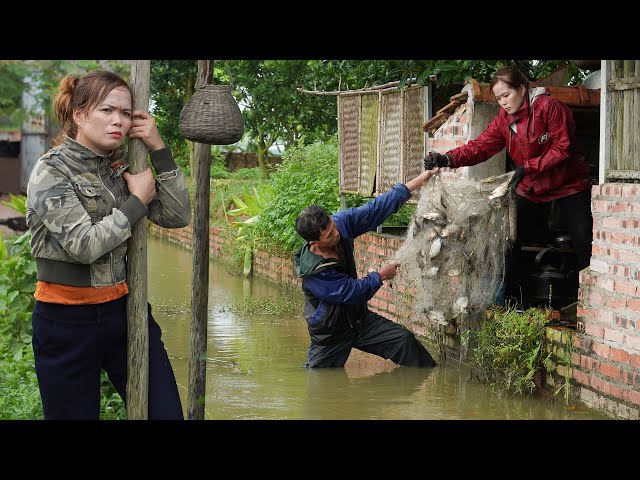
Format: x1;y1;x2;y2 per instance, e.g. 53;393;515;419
188;60;213;420
126;60;151;419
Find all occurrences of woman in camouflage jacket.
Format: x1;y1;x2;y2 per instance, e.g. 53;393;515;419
26;70;191;419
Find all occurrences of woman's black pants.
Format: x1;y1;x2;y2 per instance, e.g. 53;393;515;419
31;295;183;420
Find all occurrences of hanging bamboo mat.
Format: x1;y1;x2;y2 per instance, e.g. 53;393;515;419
403;86;425;194
378;90;402;194
338;95;360;194
359;93;378;196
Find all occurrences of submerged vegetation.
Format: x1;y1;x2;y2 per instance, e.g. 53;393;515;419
230;296;301;318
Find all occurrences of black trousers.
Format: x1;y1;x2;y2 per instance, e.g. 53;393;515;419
31;295;183;420
305;310;437;368
515;189;593;271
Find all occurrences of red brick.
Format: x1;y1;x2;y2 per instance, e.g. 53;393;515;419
608;298;627;310
621;184;640;197
610;346;631;364
609;384;626;401
572;368;591;386
604;328;625;344
590;376;612;395
592;342;610;358
591;200;609;213
622;218;640;229
627;299;640;312
614;280;638;296
588;291;604;307
601;216;622;228
603;184;623;196
580;354;598;370
629;390;640;406
595;276;615;292
595;309;615;325
617;248;640;264
599;362;620;379
590;244;606;257
610;201;634;213
625;336;640;351
574;336;592;351
616;314;637;330
631;354;640;369
585;323;605;338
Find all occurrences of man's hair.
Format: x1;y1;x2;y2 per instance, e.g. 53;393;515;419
295;205;331;241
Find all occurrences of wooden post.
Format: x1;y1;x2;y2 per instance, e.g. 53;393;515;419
188;60;213;420
599;60;610;184
126;60;151;419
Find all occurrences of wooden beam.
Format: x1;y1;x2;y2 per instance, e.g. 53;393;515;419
126;60;151;419
187;60;212;421
470;78;601;107
608;76;640;92
599;60;612;183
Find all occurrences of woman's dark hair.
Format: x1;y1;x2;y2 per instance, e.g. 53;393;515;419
51;70;133;150
490;65;530;93
295;205;331;241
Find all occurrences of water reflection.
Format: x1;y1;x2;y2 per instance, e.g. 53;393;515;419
147;236;609;420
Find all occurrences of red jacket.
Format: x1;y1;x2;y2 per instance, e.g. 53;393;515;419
446;88;592;203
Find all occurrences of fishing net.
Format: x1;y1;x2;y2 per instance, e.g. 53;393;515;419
393;170;517;330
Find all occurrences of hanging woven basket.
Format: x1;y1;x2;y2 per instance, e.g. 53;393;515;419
179;84;244;145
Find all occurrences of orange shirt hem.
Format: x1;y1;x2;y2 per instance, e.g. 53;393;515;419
34;280;129;305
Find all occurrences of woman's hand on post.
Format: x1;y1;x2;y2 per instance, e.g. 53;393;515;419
128;110;165;152
122;167;156;205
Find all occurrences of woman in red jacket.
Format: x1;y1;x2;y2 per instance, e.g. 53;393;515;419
424;65;593;296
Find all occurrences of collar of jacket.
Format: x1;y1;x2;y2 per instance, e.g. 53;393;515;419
293;241;340;278
62;135;115;163
507;87;549;124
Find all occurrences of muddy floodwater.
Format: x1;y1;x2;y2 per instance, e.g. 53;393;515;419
147;236;609;420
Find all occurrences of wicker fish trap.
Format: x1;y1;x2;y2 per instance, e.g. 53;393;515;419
179;84;244;145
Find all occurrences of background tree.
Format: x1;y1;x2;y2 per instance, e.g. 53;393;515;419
0;60;130;133
150;60;198;175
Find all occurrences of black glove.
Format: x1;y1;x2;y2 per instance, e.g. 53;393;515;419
509;167;525;194
423;152;451;170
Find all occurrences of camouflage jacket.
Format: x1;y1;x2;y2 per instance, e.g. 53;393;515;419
26;136;191;287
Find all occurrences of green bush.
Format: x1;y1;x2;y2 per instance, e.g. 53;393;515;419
210;152;230;179
230;167;262;180
0;347;42;419
253;134;417;253
0;232;36;362
0;230;128;419
469;305;552;395
255;135;344;253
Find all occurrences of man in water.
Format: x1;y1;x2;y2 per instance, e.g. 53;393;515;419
293;168;439;368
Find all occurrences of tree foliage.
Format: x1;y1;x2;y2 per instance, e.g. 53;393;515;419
149;60;198;163
0;60;129;130
254;135;342;252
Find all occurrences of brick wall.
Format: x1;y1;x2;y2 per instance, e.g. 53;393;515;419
571;183;640;419
429;102;471;154
225;151;282;172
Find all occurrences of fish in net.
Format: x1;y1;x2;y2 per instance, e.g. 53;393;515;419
393;170;516;332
